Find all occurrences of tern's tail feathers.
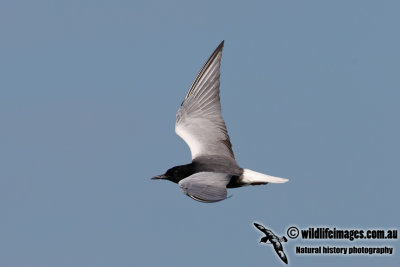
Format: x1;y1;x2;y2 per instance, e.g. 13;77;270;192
240;169;289;185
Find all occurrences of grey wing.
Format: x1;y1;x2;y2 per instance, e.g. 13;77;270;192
175;41;235;160
178;172;231;203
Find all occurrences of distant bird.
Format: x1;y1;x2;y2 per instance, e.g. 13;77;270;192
254;223;288;264
152;41;288;203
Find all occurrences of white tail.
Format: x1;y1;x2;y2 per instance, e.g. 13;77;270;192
240;169;289;185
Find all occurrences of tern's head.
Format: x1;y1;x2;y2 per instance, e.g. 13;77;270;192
152;164;193;183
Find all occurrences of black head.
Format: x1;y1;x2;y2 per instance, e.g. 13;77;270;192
152;164;194;184
259;236;269;243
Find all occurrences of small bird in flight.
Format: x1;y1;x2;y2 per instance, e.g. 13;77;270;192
254;222;289;264
152;41;288;203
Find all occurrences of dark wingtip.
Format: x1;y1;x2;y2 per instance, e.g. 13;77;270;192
218;40;225;50
184;40;226;100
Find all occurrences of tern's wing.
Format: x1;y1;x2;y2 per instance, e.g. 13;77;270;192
175;41;235;161
178;172;231;203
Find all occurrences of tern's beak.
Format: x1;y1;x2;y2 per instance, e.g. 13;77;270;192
151;174;167;180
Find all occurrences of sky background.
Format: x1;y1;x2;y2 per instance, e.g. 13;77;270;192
1;1;399;266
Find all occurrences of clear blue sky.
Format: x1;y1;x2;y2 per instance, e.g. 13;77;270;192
1;1;399;266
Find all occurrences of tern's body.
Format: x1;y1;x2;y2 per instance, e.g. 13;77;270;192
152;41;288;203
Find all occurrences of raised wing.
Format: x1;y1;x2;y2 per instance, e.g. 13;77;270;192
175;41;235;160
178;172;231;203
